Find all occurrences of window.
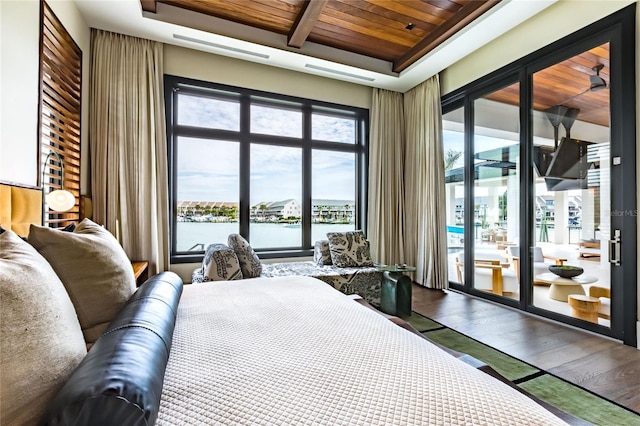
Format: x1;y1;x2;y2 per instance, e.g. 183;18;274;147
39;1;82;228
165;76;368;261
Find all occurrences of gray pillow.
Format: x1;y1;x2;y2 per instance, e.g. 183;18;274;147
314;240;332;266
228;233;262;278
0;230;87;425
326;230;374;267
202;243;243;281
28;219;137;346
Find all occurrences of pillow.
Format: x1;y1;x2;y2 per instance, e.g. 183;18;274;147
28;218;137;346
0;230;86;425
228;233;262;278
326;230;374;267
45;272;184;426
314;240;332;265
202;243;243;281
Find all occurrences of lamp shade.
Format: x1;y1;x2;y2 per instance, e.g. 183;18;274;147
45;189;75;212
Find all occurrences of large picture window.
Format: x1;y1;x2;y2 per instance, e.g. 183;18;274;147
165;76;368;261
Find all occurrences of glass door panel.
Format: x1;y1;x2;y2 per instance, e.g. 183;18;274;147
443;107;465;284
531;43;611;327
473;82;520;300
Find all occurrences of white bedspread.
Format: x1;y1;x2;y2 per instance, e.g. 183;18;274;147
157;276;567;425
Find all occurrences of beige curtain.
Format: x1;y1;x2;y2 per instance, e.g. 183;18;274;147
367;89;405;265
90;30;169;275
404;76;448;288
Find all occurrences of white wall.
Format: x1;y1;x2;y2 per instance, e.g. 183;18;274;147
164;44;372;110
441;0;640;346
0;0;90;189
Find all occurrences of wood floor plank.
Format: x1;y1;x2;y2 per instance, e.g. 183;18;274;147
411;284;640;414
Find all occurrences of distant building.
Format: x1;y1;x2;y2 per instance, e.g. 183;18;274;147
312;199;354;223
252;199;301;221
177;201;238;221
179;199;354;223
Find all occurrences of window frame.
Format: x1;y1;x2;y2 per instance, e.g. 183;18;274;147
165;75;369;263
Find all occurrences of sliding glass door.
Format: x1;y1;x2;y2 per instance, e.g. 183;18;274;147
442;6;636;345
530;43;613;327
472;82;520;301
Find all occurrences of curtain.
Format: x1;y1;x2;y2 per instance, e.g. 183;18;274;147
90;30;169;275
403;76;448;288
367;89;405;265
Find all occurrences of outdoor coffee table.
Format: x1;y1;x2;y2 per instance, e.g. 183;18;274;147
535;272;598;302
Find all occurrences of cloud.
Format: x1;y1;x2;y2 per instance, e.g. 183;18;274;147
175;94;359;204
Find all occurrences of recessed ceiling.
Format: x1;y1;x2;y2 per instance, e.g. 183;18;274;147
142;0;500;73
75;0;557;92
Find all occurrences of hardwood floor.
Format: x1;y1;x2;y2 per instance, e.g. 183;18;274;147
411;284;640;413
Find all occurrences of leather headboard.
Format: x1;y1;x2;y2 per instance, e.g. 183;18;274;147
0;184;42;237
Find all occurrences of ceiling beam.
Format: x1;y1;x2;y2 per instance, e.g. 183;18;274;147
393;0;502;73
140;0;157;13
288;0;329;48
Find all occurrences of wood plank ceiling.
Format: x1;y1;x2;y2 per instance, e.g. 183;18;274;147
486;43;610;128
141;0;501;73
140;1;609;128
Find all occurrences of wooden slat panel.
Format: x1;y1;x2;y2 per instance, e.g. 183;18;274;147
39;1;82;229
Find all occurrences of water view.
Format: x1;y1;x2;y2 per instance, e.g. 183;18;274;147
177;222;354;252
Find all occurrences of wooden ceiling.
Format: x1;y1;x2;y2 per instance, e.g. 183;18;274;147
139;0;609;127
486;43;610;128
141;0;501;73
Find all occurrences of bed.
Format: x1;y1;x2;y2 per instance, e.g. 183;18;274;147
0;183;578;425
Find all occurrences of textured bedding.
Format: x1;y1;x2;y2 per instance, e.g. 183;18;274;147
158;276;567;425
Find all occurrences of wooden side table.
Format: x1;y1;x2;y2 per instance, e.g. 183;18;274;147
131;261;149;286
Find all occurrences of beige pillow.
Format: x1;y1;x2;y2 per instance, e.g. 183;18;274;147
0;230;86;424
29;219;136;345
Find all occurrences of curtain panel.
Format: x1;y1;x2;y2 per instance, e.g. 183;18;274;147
367;89;406;265
404;76;448;288
90;29;169;274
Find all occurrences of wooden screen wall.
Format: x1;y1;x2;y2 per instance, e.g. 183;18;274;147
39;1;82;228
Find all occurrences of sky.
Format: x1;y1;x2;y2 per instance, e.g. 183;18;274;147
176;94;356;204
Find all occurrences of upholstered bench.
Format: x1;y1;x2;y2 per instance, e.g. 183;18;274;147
192;261;382;306
261;261;382;306
191;231;383;306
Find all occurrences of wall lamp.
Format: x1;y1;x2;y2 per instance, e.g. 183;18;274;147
42;150;75;219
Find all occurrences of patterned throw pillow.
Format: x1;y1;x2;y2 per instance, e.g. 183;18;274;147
326;230;374;267
227;234;262;278
313;240;332;266
202;243;243;281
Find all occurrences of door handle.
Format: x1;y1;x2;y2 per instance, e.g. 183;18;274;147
609;229;621;266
